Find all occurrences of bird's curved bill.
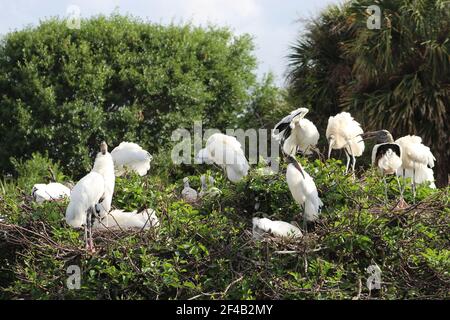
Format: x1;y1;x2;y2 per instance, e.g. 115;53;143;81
358;131;378;143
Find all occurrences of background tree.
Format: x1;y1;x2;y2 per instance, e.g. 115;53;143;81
0;15;257;178
288;0;449;186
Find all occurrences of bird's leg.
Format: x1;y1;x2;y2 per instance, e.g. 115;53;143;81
87;207;95;253
344;150;351;174
383;173;388;204
412;162;416;204
301;204;307;233
395;169;404;200
347;143;356;173
84;218;89;250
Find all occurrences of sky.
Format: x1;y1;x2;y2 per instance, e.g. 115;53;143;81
0;0;341;86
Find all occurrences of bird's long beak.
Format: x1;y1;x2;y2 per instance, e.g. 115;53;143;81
286;155;305;179
358;131;378;142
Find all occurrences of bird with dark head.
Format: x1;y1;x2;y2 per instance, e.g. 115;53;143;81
273;108;319;157
360;130;403;202
360;130;394;144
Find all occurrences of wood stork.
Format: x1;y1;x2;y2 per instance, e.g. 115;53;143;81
395;135;436;199
360;130;403;200
326;112;365;173
285;155;323;230
92;208;159;231
196;133;249;183
182;177;198;203
273;108;320;156
111;142;152;177
65;141;115;251
31;182;71;203
252;217;302;240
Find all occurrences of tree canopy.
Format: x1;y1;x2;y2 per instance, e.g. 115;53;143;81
0;15;258;178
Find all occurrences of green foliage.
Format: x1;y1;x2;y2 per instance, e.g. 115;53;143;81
10;152;68;191
1;158;448;300
0;15;257;178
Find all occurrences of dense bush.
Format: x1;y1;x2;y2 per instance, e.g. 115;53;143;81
0;156;448;300
0;15;258;178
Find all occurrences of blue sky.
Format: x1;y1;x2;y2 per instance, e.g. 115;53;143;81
0;0;341;86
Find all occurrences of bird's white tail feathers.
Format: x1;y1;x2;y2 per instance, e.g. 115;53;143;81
226;153;250;183
399;166;436;188
304;199;323;222
111;142;152;176
66;200;89;228
252;217;302;239
93;209;159;231
396;135;435;168
300;172;323;222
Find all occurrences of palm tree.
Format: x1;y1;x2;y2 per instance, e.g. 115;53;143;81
288;0;449;186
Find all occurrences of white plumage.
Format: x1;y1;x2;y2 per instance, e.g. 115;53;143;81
197;133;249;183
286;157;323;223
32;182;71;203
252;217;302;239
111;142;152;177
395;135;435;169
371;145;402;175
93;209;159;231
66;142;115;228
182;177;198;203
92;148;115;218
395;135;436;188
65;171;105;228
401;167;436;188
282;118;320;156
326;112;365;172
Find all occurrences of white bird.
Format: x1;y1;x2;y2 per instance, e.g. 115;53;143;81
65;141;115;251
285;156;323;230
252;217;302;240
273;108;319;156
111;142;152;177
31;182;71;203
182;177;198;203
361;130;404;200
395;135;436;195
326;112;365;173
93;209;159;231
197;133;249;183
